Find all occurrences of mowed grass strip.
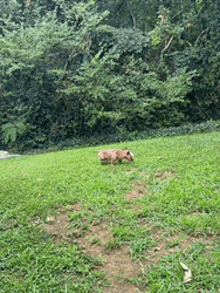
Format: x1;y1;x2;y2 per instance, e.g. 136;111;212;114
0;132;220;292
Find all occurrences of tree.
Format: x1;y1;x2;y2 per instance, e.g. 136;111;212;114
0;0;112;148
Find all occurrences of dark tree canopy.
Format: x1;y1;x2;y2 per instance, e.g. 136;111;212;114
0;0;219;150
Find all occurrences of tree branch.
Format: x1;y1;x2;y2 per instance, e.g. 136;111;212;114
161;35;174;57
126;1;137;28
158;35;174;68
195;28;210;45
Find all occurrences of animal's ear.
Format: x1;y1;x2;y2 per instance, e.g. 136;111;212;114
126;150;130;155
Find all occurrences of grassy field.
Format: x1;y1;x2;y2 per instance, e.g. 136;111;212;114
0;132;220;292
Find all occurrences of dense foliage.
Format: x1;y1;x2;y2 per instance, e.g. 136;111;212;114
0;0;219;150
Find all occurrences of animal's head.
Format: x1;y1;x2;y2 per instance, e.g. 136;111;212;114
125;149;134;162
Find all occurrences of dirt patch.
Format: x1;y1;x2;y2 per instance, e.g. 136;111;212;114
75;222;144;292
177;235;215;247
146;232;215;263
78;220;214;292
126;190;144;200
126;181;150;201
138;220;164;239
97;246;144;293
77;222;113;253
98;246;141;278
183;211;202;220
151;226;164;241
31;216;41;225
140;171;150;180
41;208;216;293
155;170;176;181
43;213;71;243
126;169;176;201
56;203;82;213
138;218;147;227
100;255;143;293
132;181;146;189
42;204;86;243
127;203;143;212
135;220;215;263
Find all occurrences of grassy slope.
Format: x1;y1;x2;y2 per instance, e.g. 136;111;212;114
0;132;220;292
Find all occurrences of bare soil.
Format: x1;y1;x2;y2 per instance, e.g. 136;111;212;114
40;173;215;293
155;170;177;181
42;209;214;293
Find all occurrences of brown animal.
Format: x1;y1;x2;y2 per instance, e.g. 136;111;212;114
97;148;134;165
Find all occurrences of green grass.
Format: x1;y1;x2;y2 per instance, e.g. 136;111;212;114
0;132;220;292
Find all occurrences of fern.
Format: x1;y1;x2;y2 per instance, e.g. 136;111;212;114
1;121;28;144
